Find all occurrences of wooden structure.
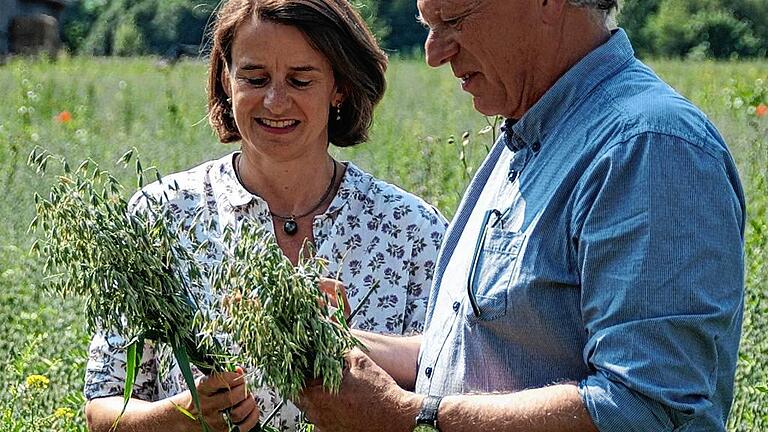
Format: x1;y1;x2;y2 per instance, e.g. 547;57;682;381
0;0;66;57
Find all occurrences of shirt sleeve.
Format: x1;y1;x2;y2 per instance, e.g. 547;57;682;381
401;205;448;334
571;132;745;431
84;331;160;401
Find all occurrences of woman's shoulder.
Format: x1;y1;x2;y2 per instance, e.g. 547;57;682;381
345;162;448;231
128;154;233;214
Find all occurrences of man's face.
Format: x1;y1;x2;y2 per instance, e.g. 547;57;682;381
417;0;544;118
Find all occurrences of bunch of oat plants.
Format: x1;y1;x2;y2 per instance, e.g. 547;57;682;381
28;147;237;430
29;148;373;431
204;223;372;402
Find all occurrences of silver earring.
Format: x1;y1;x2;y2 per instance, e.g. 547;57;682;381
335;103;342;121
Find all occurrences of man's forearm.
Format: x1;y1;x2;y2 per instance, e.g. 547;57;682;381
352;330;421;390
417;384;598;432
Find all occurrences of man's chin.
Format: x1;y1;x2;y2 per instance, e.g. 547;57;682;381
472;98;504;118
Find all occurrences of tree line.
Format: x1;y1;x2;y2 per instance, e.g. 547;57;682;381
60;0;767;59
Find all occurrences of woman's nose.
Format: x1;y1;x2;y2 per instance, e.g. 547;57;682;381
263;83;290;113
425;30;459;68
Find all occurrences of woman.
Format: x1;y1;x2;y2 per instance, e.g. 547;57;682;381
84;0;447;431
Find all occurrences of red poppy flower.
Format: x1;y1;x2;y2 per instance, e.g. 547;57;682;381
756;104;767;118
55;111;72;123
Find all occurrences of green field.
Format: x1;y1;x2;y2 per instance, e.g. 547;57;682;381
0;57;765;431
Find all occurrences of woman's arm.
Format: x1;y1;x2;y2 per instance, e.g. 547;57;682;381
352;330;422;390
86;370;259;432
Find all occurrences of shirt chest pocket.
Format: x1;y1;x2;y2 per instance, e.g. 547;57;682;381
467;228;525;323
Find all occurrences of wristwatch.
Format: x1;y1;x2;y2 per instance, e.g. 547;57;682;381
413;395;443;431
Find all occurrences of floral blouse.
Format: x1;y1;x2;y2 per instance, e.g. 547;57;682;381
84;152;447;430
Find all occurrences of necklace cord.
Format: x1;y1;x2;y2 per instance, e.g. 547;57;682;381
234;153;338;221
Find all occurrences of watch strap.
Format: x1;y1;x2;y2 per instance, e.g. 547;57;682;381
415;394;443;428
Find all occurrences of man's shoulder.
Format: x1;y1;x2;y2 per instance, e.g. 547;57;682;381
590;60;722;152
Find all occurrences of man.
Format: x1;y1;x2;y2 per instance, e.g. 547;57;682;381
298;0;746;431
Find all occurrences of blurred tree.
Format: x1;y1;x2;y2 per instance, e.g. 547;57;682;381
619;0;767;59
354;0;390;44
379;0;427;54
689;9;760;59
59;0;768;59
65;0;218;56
641;0;762;59
113;18;147;56
60;0;109;53
617;0;661;58
730;0;768;57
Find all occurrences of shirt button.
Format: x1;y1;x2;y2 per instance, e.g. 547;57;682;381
452;301;460;312
425;367;433;378
508;169;518;183
532;141;541;152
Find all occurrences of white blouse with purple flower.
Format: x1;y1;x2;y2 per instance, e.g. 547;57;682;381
84;152;447;430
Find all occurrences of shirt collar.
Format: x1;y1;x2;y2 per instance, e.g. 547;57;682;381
506;29;635;150
325;162;371;215
213;152;370;216
214;152;254;208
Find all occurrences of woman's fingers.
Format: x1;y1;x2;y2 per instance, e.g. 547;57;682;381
206;381;249;412
198;369;246;397
235;402;261;432
228;393;259;424
319;278;351;318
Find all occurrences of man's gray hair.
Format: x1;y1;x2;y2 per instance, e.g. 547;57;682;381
568;0;620;28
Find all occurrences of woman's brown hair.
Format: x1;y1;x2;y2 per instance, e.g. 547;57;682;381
207;0;388;147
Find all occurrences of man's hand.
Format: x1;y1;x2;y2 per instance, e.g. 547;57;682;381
297;349;421;432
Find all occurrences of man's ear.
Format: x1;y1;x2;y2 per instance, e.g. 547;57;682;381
541;0;567;25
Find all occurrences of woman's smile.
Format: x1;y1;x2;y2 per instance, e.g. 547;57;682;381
256;117;301;134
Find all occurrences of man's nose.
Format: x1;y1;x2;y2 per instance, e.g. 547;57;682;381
264;83;290;113
425;30;458;67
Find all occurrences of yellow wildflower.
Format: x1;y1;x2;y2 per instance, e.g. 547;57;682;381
25;374;50;390
54;407;75;419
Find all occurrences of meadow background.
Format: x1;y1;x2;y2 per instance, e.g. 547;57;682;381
0;56;766;431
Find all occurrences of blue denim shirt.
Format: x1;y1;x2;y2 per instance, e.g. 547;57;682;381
415;30;745;432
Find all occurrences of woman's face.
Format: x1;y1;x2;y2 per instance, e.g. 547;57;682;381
225;17;342;161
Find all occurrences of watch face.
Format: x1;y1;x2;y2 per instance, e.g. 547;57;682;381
413;425;439;432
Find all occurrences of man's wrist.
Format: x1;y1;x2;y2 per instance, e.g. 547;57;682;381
396;391;425;431
414;394;443;431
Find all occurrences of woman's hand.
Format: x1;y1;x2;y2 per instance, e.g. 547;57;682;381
85;367;259;432
319;278;351;319
172;367;260;432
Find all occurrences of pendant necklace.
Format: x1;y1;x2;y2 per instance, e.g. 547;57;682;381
234;153;337;236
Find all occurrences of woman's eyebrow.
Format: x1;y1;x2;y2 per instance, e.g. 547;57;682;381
291;66;319;72
240;63;265;71
238;64;319;72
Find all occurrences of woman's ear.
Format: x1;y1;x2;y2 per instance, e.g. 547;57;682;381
221;63;232;99
333;92;344;107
